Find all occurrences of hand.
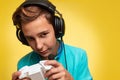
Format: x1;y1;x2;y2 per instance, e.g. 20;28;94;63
12;71;30;80
44;60;73;80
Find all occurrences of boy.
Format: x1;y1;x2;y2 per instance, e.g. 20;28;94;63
12;0;92;80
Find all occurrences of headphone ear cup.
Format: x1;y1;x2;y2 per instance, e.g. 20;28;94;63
16;29;29;45
54;16;65;38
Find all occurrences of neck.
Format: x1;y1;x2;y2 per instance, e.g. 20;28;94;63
52;40;60;56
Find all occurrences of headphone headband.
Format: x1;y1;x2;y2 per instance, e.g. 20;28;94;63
21;0;56;14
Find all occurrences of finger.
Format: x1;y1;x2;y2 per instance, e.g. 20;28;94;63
48;71;65;80
45;66;65;78
45;60;61;67
22;77;31;80
12;71;21;80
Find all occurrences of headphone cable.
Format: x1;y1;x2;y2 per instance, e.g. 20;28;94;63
61;37;68;70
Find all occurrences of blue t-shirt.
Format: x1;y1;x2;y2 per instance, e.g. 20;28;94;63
17;43;92;80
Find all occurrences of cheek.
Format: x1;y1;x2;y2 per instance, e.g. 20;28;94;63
47;34;56;46
26;40;36;49
28;42;35;50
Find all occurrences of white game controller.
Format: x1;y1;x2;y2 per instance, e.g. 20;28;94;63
19;60;52;80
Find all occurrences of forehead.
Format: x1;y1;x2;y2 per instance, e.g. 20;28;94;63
22;15;53;35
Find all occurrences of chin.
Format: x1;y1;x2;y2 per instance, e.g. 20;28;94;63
40;53;50;58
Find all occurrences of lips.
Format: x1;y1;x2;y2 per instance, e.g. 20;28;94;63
40;49;48;54
36;49;51;57
40;50;47;53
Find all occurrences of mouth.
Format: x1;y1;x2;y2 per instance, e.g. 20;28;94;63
36;48;52;58
40;50;48;53
39;49;49;56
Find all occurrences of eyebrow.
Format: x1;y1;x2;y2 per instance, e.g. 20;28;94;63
24;30;49;38
37;30;49;35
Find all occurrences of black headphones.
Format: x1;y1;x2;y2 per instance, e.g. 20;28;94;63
15;0;65;46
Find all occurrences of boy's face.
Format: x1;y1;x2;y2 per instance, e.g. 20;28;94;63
22;15;59;59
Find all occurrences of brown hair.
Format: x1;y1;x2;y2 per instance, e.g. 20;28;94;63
12;5;54;29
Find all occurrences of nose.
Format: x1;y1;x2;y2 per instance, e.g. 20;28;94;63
35;38;43;50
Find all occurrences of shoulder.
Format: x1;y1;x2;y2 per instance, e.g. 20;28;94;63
64;44;86;55
17;51;40;70
18;51;34;62
64;44;88;61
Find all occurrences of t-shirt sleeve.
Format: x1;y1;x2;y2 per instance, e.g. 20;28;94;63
75;50;93;80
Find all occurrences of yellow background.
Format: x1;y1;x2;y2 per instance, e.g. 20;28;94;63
0;0;120;80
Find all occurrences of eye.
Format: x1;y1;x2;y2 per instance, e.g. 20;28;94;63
40;32;49;38
26;36;35;41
